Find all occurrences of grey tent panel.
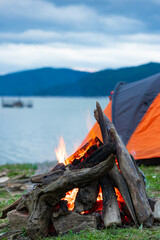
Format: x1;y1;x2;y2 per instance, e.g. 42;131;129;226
112;73;160;145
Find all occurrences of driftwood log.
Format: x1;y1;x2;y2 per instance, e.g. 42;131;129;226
95;101;153;227
93;106;122;227
94;102;138;225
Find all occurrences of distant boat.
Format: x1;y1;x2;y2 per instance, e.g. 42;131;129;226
1;98;33;108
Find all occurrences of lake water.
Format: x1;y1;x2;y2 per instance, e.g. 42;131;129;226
0;97;109;165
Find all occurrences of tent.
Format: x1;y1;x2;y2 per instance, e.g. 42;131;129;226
81;73;160;165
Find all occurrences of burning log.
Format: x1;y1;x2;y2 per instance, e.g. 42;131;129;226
100;174;121;227
69;142;116;170
74;180;99;213
95;102;138;225
65;137;102;165
17;154;115;239
95;101;153;227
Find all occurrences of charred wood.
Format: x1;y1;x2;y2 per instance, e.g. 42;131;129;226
74;180;99;213
70;142;116;170
51;163;66;172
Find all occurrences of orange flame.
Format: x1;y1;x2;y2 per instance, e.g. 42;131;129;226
55;137;68;164
65;137;102;165
63;188;79;211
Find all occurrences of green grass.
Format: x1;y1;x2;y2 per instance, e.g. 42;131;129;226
45;226;160;240
0;164;160;239
0;163;37;178
0;163;38;234
139;165;160;197
0;163;37;215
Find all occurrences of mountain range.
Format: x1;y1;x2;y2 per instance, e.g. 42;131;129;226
0;62;160;97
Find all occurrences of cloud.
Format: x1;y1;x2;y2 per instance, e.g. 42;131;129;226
0;29;160;48
121;33;160;45
0;40;159;75
0;30;120;45
101;16;144;33
0;0;145;33
0;0;159;74
0;0;96;30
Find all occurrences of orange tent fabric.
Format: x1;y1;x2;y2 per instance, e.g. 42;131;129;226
127;93;160;159
80;73;160;162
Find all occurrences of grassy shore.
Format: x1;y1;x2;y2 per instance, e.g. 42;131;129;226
0;163;160;239
0;163;37;235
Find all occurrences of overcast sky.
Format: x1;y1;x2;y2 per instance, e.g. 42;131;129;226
0;0;160;74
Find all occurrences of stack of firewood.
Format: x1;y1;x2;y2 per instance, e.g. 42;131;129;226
1;102;159;240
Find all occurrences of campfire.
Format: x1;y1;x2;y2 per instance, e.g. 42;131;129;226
1;102;156;240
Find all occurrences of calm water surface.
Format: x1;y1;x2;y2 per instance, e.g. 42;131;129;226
0;97;109;165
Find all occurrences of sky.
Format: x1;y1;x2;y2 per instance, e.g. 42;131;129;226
0;0;160;75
